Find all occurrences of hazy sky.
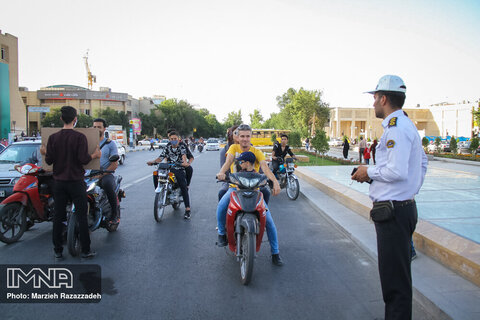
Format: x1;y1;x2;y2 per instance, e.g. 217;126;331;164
2;0;479;122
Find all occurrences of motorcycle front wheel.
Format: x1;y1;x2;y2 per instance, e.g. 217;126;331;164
240;230;256;285
286;175;300;200
67;213;81;257
154;186;167;222
0;203;27;244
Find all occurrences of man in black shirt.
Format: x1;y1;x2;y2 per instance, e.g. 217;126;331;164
147;131;191;219
271;134;296;176
41;106;101;260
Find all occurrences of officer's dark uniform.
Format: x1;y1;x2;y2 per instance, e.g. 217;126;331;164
367;110;428;319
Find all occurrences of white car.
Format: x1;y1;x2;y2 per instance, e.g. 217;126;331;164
328;138;343;147
114;141;126;165
206;139;220;151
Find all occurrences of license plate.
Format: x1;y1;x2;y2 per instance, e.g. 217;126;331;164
0;190;5;197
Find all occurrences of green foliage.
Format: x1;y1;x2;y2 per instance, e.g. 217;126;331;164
434;137;441;152
271;133;277;143
249;109;264;128
422;137;430;151
274;87;330;137
311;131;330;155
289;131;302;148
41;108;92;128
223;110;243;128
473;105;480;128
470;137;479;154
450;136;458;154
94;107;130;129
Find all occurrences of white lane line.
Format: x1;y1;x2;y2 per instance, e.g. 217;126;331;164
123;174;152;189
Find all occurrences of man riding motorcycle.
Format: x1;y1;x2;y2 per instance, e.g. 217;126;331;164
93;118;119;225
272;134;296;176
216;124;283;266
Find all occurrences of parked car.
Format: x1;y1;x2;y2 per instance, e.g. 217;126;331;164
0;140;42;201
114;141;126;165
158;139;169;149
328;138;343;147
206;139;220;151
440;142;450;152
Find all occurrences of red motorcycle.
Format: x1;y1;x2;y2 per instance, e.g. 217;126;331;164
0;163;55;244
220;172;267;285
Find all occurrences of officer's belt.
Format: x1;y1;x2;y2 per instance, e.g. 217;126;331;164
373;199;415;208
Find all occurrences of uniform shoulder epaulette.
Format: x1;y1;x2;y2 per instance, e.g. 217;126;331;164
388;117;398;128
105;139;112;144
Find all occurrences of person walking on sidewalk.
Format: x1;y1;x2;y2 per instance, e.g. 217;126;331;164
342;137;350;159
358;136;367;163
352;75;428;320
372;139;378;164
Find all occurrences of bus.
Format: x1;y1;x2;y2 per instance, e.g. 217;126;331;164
251;129;291;146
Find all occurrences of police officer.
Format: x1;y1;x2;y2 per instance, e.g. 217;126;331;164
352;75;428;320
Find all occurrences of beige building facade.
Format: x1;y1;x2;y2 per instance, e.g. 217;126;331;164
0;31;26;138
328;102;477;140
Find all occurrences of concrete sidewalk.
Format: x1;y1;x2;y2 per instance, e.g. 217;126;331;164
296;164;480;320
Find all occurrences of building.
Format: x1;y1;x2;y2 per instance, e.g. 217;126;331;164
328;101;478;140
0;31;26;139
20;85;131;134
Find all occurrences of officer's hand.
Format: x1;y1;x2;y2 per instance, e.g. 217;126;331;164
216;173;226;181
40;145;46;155
272;180;281;196
351;165;370;182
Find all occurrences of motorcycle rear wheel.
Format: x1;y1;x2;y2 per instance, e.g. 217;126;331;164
286;176;300;200
0;203;27;244
240;230;256;285
67;213;81;257
154;187;167;222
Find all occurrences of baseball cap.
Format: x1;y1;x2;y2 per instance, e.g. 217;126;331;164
365;75;406;94
236;151;256;164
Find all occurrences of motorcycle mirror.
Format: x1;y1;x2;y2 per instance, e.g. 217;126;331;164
109;155;120;162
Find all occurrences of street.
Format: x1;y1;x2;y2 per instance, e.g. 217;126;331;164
1;149;431;320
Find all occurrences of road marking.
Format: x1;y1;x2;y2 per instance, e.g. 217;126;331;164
123;174;152;189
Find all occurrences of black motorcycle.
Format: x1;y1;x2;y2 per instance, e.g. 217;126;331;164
152;162;183;222
269;157;300;200
67;155;125;256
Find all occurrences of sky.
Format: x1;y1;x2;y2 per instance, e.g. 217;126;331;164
1;0;480;122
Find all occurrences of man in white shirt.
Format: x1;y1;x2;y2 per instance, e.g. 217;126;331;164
352;75;428;320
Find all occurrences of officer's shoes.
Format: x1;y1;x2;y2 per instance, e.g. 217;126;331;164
217;234;227;247
55;252;64;261
272;254;284;266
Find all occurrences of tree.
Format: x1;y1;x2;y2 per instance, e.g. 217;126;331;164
271;133;277;144
450;136;458;154
289;131;302;148
473;105;480;136
470;137;479;155
41;108;92;128
434;137;441;152
422;137;430;152
274;87;330;137
249;109;264;128
94;107;130;129
223;110;243;128
311;131;329;155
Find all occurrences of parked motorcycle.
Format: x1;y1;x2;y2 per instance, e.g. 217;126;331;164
151;162;183;222
0;163;55;244
67;155;125;256
190;143;196;153
217;172;268;285
269;157;300;200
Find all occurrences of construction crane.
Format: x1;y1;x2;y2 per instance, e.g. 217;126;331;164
83;50;96;90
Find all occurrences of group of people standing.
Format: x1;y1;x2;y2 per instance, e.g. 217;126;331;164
342;136;378;165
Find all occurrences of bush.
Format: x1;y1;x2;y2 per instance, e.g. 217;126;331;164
434;137;441;152
450;136;458;154
470;137;480;154
422;137;429;151
311;131;329;155
271;133;277;144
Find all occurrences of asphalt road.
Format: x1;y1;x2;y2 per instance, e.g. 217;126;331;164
1;149;432;320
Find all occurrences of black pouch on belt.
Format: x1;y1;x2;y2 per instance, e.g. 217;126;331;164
370;201;394;222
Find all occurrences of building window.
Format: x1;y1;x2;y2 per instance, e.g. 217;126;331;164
0;46;7;61
85;109;90;116
22;97;27;104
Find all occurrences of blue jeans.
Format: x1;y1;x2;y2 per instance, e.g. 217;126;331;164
217;188;279;254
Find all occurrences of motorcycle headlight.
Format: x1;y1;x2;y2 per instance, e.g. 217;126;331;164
238;176;262;188
287;163;295;169
86;182;97;192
